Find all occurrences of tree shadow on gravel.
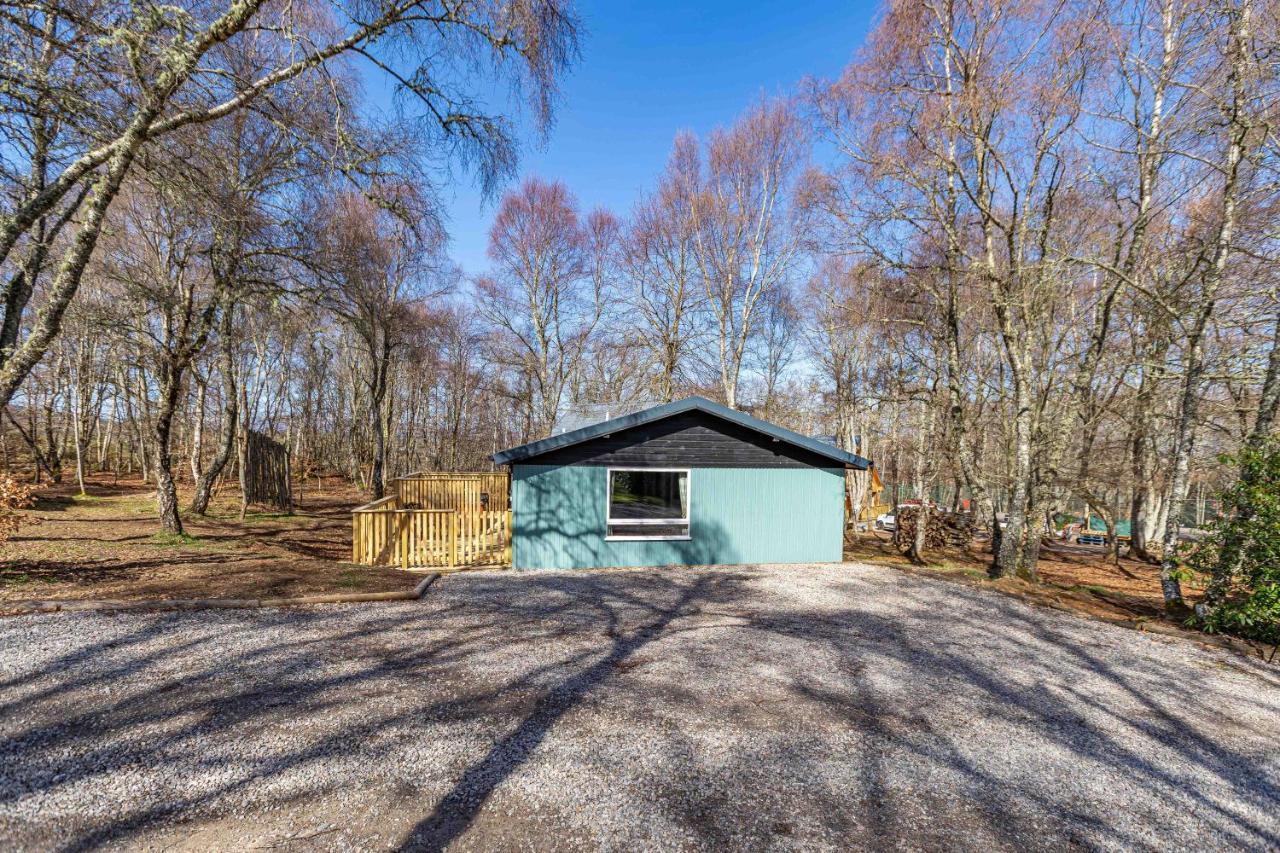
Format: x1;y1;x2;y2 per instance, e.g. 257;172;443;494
0;523;745;851
397;520;741;850
0;560;1276;851
711;577;1280;849
397;572;729;850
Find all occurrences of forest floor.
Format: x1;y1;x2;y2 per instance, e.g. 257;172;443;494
0;474;415;608
844;531;1276;660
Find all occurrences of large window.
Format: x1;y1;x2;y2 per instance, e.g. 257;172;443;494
606;469;690;539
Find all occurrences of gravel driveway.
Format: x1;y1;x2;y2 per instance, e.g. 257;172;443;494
1;563;1277;851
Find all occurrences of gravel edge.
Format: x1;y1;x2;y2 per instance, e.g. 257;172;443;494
0;572;440;617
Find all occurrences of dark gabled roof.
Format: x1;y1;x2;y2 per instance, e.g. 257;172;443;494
492;396;872;469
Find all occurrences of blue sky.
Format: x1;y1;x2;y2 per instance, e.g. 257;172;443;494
371;1;879;276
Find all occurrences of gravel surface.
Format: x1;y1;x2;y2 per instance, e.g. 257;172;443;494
1;562;1277;851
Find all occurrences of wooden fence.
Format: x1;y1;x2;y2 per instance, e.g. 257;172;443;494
243;430;292;511
352;472;512;569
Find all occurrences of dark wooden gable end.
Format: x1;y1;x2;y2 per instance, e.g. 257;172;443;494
516;409;840;468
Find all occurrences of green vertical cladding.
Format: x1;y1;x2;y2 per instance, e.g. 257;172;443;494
511;465;845;569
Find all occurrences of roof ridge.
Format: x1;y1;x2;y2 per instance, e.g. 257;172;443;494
492;396;872;469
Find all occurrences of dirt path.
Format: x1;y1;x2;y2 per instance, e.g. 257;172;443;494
2;563;1276;850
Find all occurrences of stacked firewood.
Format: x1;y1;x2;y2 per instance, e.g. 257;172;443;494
892;505;952;550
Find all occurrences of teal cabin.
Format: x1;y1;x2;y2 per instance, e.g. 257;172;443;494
492;397;872;570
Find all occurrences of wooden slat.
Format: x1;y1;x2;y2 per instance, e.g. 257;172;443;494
387;472;510;513
352;487;511;569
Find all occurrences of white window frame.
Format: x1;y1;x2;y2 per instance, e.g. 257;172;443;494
605;467;691;541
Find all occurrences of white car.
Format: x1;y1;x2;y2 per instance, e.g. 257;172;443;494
875;512;896;532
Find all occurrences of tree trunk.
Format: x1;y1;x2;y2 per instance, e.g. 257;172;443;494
237;382;250;519
1127;334;1169;563
907;504;929;565
906;401;932;565
994;444;1033;580
41;396;63;483
990;504;1004;561
72;401;86;496
1158;0;1251;612
191;307;239;515
153;364;185;535
1020;498;1047;581
371;388;387;499
1128;470;1160;563
189;378;206;484
369;336;393;499
133;365;153;484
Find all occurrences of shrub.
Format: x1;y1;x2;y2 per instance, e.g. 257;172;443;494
0;475;38;541
1180;441;1280;648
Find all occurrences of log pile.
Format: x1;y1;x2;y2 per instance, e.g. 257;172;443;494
892;506;951;551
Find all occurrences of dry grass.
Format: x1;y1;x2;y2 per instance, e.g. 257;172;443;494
0;474;416;606
844;530;1272;660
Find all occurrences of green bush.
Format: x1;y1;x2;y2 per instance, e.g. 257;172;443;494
1053;512;1082;531
1180;441;1280;647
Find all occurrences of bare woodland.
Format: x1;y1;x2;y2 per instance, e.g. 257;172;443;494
2;0;1279;615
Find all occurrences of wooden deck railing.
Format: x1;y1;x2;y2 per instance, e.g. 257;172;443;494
352;493;512;569
393;471;509;512
860;499;890;517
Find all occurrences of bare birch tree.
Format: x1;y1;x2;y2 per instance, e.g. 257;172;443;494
691;98;807;409
477;179;615;435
